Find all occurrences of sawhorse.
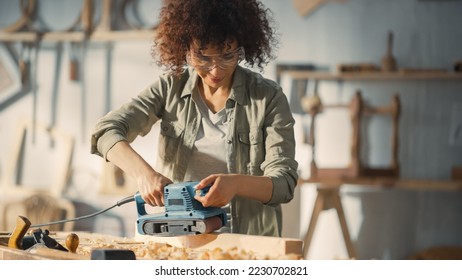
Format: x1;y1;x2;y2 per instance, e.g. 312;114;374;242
303;184;357;259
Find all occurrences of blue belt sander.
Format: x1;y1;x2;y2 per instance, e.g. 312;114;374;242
135;182;227;236
22;181;226;237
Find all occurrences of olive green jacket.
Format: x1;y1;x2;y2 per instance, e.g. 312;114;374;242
91;66;298;236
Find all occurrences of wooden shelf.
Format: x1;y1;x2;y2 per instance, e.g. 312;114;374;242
299;177;462;191
0;30;155;43
281;70;462;81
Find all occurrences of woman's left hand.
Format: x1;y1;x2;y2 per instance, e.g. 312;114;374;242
194;174;239;207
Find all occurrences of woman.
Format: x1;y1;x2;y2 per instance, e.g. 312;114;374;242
91;0;298;237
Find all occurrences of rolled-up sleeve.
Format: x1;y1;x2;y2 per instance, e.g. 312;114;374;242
90;80;166;160
261;87;299;207
91;126;128;160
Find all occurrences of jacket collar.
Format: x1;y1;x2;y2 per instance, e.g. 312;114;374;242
180;66;246;105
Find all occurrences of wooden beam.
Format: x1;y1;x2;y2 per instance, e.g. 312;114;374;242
299;177;462;191
0;30;154;43
292;0;328;17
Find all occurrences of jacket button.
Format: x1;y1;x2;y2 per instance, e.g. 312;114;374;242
227;140;232;144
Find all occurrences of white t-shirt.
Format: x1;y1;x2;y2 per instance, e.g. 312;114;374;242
184;91;231;233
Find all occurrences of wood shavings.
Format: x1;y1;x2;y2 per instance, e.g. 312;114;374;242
68;237;303;260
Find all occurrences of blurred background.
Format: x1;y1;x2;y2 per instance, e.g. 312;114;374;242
0;0;461;260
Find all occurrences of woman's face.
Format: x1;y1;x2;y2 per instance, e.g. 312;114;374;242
187;40;243;89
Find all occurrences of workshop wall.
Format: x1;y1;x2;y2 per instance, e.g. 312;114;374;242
267;0;462;260
0;0;461;260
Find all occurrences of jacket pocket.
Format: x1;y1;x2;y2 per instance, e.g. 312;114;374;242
159;120;184;162
237;129;264;175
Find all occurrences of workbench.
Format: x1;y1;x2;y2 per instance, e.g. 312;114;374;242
0;231;303;260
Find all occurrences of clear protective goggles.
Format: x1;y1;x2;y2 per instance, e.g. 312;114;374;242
187;46;245;71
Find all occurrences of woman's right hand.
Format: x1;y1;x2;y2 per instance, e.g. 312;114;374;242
106;141;173;206
137;170;173;206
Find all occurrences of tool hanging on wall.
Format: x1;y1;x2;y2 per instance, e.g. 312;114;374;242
49;42;63;147
69;40;87;142
29;39;41;144
104;42;114;113
72;0;94;143
18;42;31;87
76;41;89;143
301;80;323;146
68;41;89;143
22;0;53;145
381;31;397;72
69;42;80;82
68;0;94;82
0;44;16;100
94;0;114;115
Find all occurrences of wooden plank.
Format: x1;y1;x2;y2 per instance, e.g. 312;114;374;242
0;32;37;42
0;245;88;260
32;247;88;260
0;246;51;260
135;232;303;257
91;30;155;41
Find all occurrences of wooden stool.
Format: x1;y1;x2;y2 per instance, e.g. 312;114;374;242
306;90;401;180
303;184;357;259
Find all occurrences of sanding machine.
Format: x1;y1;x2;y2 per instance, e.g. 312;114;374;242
135;182;226;236
7;181;226;245
5;182;226;259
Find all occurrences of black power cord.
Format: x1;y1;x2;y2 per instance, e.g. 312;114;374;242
30;195;135;228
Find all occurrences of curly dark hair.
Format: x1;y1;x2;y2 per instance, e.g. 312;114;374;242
152;0;279;75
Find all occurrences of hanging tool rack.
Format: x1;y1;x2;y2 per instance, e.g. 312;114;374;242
0;0;158;142
0;0;157;43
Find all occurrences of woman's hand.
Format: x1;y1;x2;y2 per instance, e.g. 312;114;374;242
106;141;173;207
194;174;238;207
195;174;273;207
137;171;173;206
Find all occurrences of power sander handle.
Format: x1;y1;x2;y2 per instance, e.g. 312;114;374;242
134;182;214;218
134;192;148;216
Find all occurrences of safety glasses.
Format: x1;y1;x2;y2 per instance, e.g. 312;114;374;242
187;47;245;71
